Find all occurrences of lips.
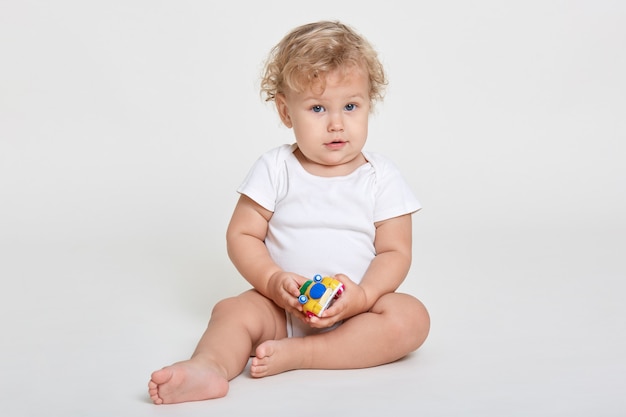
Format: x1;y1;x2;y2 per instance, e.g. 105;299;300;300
325;140;347;149
326;139;345;145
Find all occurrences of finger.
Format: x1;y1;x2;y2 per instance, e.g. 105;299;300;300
320;301;341;318
294;273;312;285
285;296;302;312
333;273;351;284
286;283;301;298
291;309;309;324
308;315;337;329
325;294;347;314
290;275;310;297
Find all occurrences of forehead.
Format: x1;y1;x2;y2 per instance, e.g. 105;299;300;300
300;66;370;99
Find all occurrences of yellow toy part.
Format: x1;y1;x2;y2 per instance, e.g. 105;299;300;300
298;274;344;318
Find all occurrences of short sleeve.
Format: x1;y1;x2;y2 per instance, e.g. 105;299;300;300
365;152;421;222
236;144;292;212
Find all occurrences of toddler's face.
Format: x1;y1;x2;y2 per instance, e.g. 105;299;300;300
276;67;371;176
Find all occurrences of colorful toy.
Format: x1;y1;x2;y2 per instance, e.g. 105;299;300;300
298;274;344;318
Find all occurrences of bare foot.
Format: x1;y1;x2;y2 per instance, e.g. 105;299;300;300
148;359;229;404
250;339;306;378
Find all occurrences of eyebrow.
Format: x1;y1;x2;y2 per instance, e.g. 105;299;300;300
301;92;367;102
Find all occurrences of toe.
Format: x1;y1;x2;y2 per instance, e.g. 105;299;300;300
150;367;173;384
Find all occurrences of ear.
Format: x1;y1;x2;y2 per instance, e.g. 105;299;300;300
275;93;293;128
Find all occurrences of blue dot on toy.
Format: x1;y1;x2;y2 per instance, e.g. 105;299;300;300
309;283;326;299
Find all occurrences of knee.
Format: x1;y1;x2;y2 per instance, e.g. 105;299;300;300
210;292;259;323
381;294;430;352
407;296;430;351
211;296;242;315
209;290;281;332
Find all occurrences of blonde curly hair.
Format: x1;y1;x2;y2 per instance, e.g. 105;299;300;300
260;21;387;108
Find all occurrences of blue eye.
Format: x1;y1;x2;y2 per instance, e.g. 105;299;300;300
312;105;325;113
345;103;356;111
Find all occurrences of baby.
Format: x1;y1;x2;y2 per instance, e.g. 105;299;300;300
149;20;430;404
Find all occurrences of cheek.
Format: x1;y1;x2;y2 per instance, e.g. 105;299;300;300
293;123;313;142
350;115;369;136
292;115;317;134
361;125;368;139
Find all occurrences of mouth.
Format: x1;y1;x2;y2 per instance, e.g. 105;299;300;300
325;139;346;145
324;140;347;150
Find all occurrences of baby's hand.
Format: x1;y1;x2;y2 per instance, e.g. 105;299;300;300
266;271;308;316
306;273;367;329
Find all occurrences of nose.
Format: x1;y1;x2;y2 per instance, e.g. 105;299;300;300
327;111;344;132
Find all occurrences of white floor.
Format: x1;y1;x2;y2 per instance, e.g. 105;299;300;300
2;225;624;417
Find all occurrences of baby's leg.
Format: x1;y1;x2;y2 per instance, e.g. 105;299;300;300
149;290;287;404
250;293;429;377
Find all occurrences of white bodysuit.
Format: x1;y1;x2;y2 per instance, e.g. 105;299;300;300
237;143;421;337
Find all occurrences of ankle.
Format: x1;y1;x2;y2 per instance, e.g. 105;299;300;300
188;355;229;380
298;337;317;370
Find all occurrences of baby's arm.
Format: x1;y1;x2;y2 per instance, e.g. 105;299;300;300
226;194;305;314
361;213;413;306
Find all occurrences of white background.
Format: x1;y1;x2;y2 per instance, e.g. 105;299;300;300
1;1;625;416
